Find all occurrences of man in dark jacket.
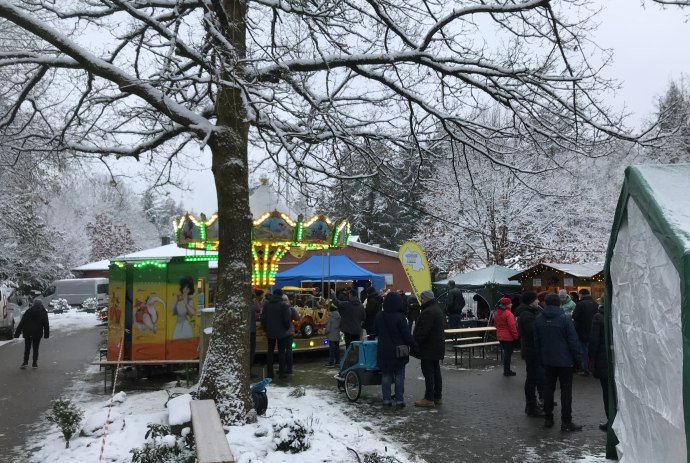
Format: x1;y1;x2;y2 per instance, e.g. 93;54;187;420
363;287;382;339
588;300;609;432
445;280;465;328
260;289;291;379
572;288;599;375
413;290;445;408
516;290;544;416
375;292;417;407
14;299;50;369
534;293;582;431
336;290;365;347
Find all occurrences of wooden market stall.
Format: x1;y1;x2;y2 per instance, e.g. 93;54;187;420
508;262;604;299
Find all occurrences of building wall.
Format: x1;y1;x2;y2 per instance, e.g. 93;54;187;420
279;247;411;292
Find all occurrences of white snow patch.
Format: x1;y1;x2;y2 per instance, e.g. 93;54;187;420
49;309;101;333
81;407;122;437
167;393;192;426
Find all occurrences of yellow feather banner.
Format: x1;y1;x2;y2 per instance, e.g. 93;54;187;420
398;241;432;304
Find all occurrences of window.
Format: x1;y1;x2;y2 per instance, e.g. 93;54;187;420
97;284;109;294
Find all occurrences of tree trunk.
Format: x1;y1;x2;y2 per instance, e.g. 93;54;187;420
197;0;252;425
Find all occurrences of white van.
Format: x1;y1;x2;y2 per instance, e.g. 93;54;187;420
0;285;30;339
39;278;109;311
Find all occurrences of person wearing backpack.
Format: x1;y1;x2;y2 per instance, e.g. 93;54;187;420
14;299;50;369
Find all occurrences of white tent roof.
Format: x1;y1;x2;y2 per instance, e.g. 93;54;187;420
434;265;520;287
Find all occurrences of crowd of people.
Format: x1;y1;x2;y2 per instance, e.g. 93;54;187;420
252;283;609;432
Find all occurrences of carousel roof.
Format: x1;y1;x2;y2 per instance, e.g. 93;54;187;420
249;181;291;218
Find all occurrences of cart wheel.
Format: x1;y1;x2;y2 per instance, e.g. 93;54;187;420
337;379;345;392
344;370;361;402
301;322;314;338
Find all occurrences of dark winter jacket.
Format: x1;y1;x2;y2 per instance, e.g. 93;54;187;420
375;293;417;374
588;306;608;380
406;296;421;324
413;300;445;361
250;301;257;334
534;305;580;368
260;294;291;339
337;297;365;336
517;304;540;361
572;295;599;342
446;287;465;315
364;294;383;335
14;300;49;339
514;303;530;320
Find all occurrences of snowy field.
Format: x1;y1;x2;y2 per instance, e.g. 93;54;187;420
28;382;420;463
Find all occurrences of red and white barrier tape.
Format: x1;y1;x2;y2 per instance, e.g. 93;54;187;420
98;335;124;462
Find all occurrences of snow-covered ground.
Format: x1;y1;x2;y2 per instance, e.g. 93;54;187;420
48;309;103;333
28;382;420;463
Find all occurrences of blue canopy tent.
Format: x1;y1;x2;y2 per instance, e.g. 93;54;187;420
275;255;386;291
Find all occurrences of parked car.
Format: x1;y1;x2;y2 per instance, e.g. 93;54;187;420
38;278;109;311
0;285;31;339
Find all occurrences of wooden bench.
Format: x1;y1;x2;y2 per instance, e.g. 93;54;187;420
191;400;234;463
91;360;200;393
451;341;500;367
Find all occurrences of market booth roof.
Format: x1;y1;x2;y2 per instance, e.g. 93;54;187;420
604;164;690;461
274;255;385;291
508;262;603;282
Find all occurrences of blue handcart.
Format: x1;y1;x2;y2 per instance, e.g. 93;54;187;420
335;340;381;401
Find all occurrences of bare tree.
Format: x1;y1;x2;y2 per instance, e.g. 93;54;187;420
0;0;639;423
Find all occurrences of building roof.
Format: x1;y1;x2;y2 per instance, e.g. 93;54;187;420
347;236;398;258
71;244;218;272
509;262;604;281
434;264;521;288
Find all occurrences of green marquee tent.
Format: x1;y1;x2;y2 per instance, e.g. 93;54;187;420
605;164;690;461
433;264;521;311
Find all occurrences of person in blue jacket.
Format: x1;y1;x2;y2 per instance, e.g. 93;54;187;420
534;293;582;432
375;292;417;408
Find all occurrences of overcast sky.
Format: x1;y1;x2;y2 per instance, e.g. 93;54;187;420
164;0;690;214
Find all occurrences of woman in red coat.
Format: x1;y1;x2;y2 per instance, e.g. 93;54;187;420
494;297;519;376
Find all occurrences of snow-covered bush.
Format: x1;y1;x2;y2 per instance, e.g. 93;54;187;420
130;423;195;463
47;399;84;448
272;418;313;453
81;297;99;313
50;298;70;314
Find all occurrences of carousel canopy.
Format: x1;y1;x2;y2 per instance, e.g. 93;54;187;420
274;255;385;291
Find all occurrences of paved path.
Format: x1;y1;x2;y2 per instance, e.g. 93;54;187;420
0;326;102;459
282;349;610;462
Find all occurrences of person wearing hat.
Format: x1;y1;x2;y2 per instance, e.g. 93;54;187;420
534;293;582;431
559;289;576;317
494;297;519;376
517;290;545;416
375;292;417;408
413;290;445;408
